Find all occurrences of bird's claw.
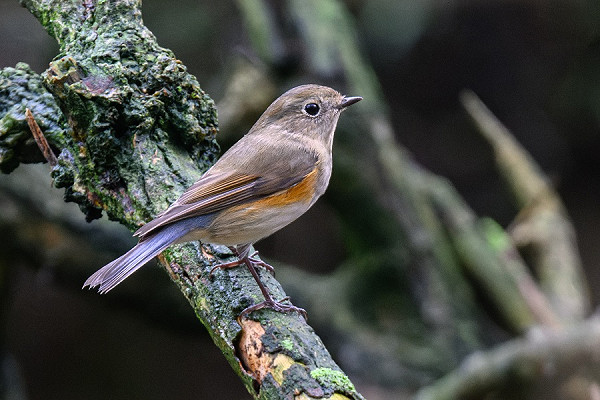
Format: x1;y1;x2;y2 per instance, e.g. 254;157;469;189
239;297;307;321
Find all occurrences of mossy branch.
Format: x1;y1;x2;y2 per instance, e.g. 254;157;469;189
1;0;363;398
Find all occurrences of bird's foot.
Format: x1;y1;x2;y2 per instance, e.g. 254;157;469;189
240;296;307;320
209;252;274;276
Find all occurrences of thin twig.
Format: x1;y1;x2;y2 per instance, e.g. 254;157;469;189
26;108;58;166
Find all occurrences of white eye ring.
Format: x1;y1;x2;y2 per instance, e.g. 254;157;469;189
303;103;320;117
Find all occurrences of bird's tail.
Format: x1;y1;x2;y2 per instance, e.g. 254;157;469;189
83;220;191;293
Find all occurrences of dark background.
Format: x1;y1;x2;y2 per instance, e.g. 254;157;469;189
2;0;600;399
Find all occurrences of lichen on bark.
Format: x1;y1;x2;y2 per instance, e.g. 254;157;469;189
16;0;219;225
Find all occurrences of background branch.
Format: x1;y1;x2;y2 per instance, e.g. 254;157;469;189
416;318;600;400
461;89;589;322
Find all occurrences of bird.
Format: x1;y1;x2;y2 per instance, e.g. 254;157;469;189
84;84;362;317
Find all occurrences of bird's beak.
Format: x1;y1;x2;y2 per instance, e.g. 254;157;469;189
338;96;362;109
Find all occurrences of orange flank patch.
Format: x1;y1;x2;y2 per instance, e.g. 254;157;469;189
260;167;318;207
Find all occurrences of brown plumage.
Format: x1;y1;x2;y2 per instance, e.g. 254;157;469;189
84;84;362;318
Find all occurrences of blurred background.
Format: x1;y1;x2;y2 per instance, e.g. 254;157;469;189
2;0;600;399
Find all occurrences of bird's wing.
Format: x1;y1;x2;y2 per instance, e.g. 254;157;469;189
134;146;318;239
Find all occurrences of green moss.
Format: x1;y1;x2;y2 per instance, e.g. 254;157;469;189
280;338;294;352
481;217;510;252
310;368;355;394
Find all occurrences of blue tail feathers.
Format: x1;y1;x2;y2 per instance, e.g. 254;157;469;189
84;214;214;293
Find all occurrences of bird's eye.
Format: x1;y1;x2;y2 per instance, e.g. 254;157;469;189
304;103;320;116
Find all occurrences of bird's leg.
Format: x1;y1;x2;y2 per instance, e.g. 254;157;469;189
239;256;307;320
211;244;306;319
209;246;274;275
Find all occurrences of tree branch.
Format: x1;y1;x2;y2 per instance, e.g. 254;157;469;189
2;0;363;398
